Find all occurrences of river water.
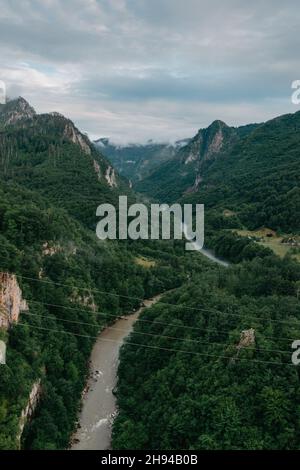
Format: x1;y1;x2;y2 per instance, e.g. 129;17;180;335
71;296;162;450
71;244;228;450
198;247;229;267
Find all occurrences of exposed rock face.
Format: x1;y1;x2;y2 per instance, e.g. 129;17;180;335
93;159;101;180
63;122;92;155
42;242;62;256
42;242;77;260
237;328;256;350
186;174;203;193
18;380;42;445
183;120;230;166
71;292;97;313
0;273;28;329
230;328;256;365
184;151;198;164
0;97;36;127
105;165;117;188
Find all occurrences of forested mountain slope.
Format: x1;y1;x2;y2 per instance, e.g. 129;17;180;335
112;111;300;450
0;98;130;228
94;137;190;183
1;97;299;451
135;121;258;202
136;111;300;233
182;112;300;233
113;254;300;450
0;98;196;449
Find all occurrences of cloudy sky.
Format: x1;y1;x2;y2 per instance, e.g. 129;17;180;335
1;0;300;143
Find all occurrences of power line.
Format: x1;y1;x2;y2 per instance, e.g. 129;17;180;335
15;322;295;367
21;310;293;356
0;259;299;347
26;296;299;343
14;273;300;329
24;297;300;344
0;254;298;332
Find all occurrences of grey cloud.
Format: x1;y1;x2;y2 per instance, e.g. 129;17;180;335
0;0;299;142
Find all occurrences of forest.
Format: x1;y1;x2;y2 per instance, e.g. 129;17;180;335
136;112;300;234
110;110;300;450
0;98;299;451
112;251;300;450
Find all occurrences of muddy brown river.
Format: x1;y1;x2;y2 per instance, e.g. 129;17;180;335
71;296;162;450
71;245;228;450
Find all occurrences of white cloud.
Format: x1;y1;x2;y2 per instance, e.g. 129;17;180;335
0;0;299;142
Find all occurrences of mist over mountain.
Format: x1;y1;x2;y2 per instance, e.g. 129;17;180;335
0;96;193;449
94;137;190;183
135;119;259;201
1;0;300;456
0;94;300;453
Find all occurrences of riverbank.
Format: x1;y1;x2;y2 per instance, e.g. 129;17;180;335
71;295;162;450
71;246;229;450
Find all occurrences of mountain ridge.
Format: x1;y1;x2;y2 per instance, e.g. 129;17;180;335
0;97;131;228
94;136;191;182
0;97;36;127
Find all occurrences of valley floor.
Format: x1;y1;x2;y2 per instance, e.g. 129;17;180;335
71;296;162;450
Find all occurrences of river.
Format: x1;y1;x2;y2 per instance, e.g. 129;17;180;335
182;220;229;267
71;245;228;450
198;247;229;267
71;296;162;450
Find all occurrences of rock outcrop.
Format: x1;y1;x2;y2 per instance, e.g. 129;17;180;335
230;328;256;365
70;292;97;313
0;97;36;127
18;380;42;446
63;122;92;155
183;120;233;167
93;159;101;180
0;272;28;329
42;242;62;256
105;165;117;188
237;328;256;350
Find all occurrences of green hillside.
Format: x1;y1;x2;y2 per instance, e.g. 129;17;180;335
112;111;300;450
0;99;195;449
94;138;189;182
135;121;258;202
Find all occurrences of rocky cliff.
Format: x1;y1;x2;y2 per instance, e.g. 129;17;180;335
63;121;92;155
181;120;236;171
0;97;36;127
18;380;42;446
0;272;28;329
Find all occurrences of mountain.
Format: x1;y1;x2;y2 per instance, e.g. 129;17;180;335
111;115;300;452
0;98;130;228
0;98;193;450
1;97;299;452
134;112;299;233
0;97;36;127
182;111;300;233
94;137;190;183
135;120;258;201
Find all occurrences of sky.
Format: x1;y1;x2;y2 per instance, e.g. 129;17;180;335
0;0;300;143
